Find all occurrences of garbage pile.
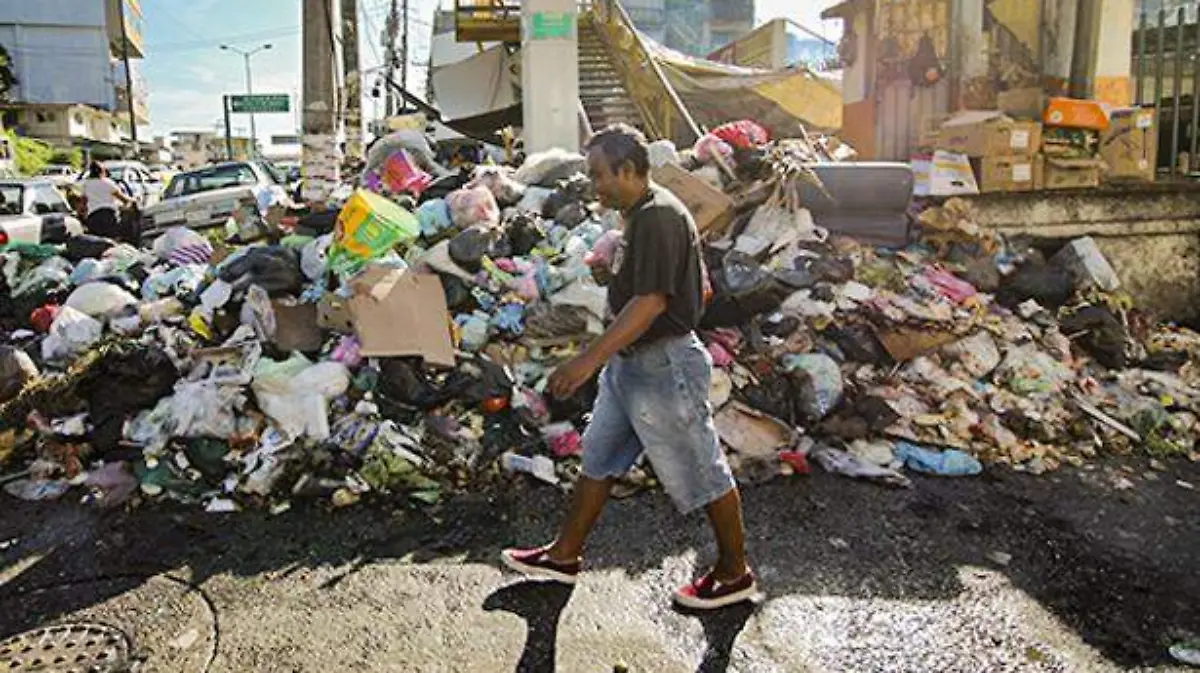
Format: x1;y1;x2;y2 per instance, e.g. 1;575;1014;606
2;119;1199;512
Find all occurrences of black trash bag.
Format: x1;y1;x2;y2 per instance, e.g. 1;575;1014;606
1059;305;1129;369
218;246;304;297
63;235;115;263
378;357;471;410
554;201;591;229
810;256;856;284
996;262;1072;309
761;315;802;339
739;374;797;425
488;231;514;260
457;358;515;407
419;170;472;204
294;209;339;236
449;226;497;273
824;323;889;364
440;274;473;311
702;251;789;328
959;257;1001;293
540;174;593;219
506;211;546;256
76;344;178;452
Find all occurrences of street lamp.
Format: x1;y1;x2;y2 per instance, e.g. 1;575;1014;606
220;43;272;155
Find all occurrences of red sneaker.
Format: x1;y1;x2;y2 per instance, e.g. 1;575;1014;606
500;546;581;585
673;571;758;610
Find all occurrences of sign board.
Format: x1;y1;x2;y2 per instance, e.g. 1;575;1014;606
228;94;290;114
524;11;575;40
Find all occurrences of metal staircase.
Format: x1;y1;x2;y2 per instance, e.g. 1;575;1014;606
577;18;645;132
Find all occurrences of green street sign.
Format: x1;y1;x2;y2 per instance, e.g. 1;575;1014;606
526;11;575;40
228;94;290;114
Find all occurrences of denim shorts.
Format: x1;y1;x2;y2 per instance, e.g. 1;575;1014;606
581;332;736;514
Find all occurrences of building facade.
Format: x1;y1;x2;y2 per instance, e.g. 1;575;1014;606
0;0;147;154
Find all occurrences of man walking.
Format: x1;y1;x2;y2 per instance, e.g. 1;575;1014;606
502;125;756;610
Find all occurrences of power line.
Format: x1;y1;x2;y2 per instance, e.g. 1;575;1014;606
146;26;301;52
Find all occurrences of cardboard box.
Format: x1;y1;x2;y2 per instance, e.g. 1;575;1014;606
938;111;1042;157
652;163;735;237
1044;97;1111;131
347;265;456;367
912;151;980;197
977;153;1043;193
998;88;1050;120
1043;156;1104;190
1100;107;1158;182
272;300;324;352
317;293;354;333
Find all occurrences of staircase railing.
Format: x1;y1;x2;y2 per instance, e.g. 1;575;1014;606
584;0;701;146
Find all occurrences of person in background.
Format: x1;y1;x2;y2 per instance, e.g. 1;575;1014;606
81;161;134;241
501;124;756;611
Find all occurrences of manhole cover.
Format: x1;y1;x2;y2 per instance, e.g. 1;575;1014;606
0;622;130;672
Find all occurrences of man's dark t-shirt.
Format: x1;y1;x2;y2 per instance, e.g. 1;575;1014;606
607;184;705;346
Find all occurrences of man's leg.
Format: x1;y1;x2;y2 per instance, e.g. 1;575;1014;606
705;487;749;582
546;475;614;562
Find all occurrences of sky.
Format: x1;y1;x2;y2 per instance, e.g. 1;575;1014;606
141;0;841;154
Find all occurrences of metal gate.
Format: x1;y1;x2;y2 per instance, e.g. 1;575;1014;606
1133;1;1200;177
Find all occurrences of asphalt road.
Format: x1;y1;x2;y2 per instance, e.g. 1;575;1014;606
0;455;1197;672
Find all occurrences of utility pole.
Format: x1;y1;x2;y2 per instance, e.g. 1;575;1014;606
400;0;409;100
341;0;363;160
302;0;338;204
220;43;272;155
384;0;400;117
116;0;138;155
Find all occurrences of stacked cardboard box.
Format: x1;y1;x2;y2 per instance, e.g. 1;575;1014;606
935;111;1042;193
1100;107;1159;182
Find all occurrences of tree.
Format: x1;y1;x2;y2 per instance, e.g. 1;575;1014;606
0;45;18;101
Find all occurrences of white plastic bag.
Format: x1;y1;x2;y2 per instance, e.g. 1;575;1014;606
514;149;587;187
170;382;244;439
239;285;276;341
648;140;679;168
252;357;350;441
41;307;102;361
469;165;526;205
64;282;138;318
152;226;213;264
301;234;333;281
737;183;826;257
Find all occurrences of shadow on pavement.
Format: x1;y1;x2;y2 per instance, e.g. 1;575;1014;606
483;581;574;673
674;600;758;673
0;457;1197;669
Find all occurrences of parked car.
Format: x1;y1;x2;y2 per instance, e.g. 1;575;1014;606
0;178;84;245
101;160;161;209
37;164;77;187
141;161;289;238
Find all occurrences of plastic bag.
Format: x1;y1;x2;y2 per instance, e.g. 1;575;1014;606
152;227;213;265
0;345;37;403
416;199;453;238
142;264;207;300
41;306;102;361
448;226;496;273
996;344;1073;395
64;235;115;262
711;119;770;150
14;257;72;298
219;246;305;296
514;148;587;187
446;186;500;229
694;134;734;164
170;382;243;439
300;234;332;281
941;332;1001;378
378;149;433;196
781;352;844;422
648;140;679;167
470;165;526;206
893;441;982;476
252;357;350;440
64;282;138;318
738;184;826;257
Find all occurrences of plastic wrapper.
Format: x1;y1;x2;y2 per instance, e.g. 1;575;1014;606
941;332;1001;378
377;149;433;196
893;441;982;476
41;306;102;361
300;234;332;281
14;257;72;299
64;282;138;318
153;227;213;265
446;186;501;229
648;140;679;167
694;134;734;164
448;226;497;273
170;382;244;439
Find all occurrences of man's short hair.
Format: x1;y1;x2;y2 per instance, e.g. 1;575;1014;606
586;124;650;177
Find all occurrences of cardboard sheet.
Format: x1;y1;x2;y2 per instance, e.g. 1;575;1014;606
346;266;456;367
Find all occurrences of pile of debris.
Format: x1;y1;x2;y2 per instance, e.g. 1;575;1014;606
1;120;1197;512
